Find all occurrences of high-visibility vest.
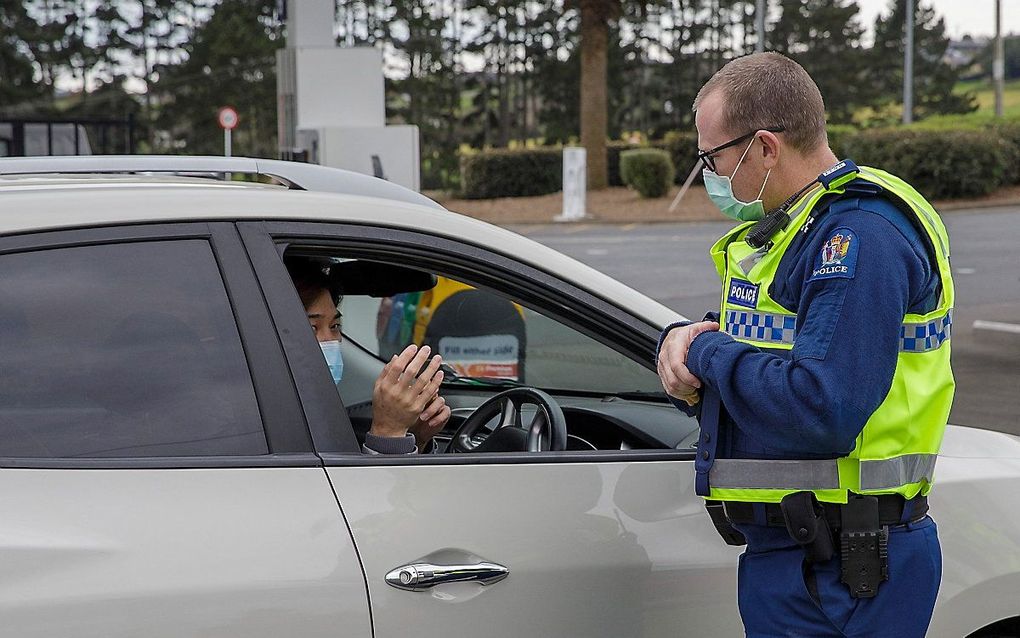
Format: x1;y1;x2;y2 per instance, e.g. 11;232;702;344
703;164;955;504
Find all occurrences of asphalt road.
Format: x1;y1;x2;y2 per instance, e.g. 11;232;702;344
510;207;1020;435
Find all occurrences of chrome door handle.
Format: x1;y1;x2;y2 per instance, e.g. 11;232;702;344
385;561;509;591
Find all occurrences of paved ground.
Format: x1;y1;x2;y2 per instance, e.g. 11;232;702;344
510;207;1020;435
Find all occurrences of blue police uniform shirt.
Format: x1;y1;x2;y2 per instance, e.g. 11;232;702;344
658;177;941;551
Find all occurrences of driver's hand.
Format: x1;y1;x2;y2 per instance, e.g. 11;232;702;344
370;345;445;439
410;394;451;453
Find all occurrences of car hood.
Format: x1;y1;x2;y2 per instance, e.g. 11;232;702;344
940;424;1020;459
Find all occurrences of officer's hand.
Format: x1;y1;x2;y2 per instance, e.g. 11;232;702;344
370;345;445;439
657;321;720;404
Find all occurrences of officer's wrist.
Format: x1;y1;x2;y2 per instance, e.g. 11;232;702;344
686;330;729;380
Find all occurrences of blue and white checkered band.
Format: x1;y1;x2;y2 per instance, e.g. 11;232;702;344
725;310;797;345
900;310;952;353
725;309;954;351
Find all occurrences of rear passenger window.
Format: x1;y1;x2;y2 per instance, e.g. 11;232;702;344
0;240;267;457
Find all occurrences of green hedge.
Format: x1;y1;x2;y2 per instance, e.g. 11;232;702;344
459;148;561;199
662;132;700;181
841;128;1010;200
620;148;675;198
458;125;1019;200
826;124;857;160
987;123;1020;185
607;142;639;186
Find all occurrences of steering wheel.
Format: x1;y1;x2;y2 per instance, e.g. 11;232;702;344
449;388;568;453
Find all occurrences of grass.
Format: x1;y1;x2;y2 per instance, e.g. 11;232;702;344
953;78;1020;118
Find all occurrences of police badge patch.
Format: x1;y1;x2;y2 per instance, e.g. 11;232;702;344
810;227;859;281
727;278;760;308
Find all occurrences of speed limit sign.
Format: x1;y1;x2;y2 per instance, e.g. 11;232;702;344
217;107;239;130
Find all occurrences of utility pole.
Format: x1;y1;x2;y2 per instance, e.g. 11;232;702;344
995;0;1005;118
756;0;766;53
903;0;915;125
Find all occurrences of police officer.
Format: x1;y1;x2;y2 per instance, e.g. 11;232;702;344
657;52;952;637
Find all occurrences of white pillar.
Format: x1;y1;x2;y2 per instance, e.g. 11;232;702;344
556;147;588;222
287;0;334;48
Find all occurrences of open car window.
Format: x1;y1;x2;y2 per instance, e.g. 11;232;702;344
337;269;664;397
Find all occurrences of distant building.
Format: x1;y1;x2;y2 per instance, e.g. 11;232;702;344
944;36;988;69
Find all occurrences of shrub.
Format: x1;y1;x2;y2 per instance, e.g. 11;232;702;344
826;124;857;159
662;131;699;180
987;123;1020;185
607;142;640;186
620;148;675;198
459;148;562;199
841;128;1009;200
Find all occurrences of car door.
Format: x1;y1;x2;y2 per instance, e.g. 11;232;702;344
241;220;744;637
0;223;371;637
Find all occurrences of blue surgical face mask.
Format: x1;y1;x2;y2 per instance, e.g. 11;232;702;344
319;340;343;384
703;137;772;222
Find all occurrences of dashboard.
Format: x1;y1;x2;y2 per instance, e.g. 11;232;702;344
347;390;701;454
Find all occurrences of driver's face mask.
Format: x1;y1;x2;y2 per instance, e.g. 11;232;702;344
319;340;344;384
703;136;772;222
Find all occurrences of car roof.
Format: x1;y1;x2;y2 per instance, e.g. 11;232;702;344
0;154;443;208
0;157;684;330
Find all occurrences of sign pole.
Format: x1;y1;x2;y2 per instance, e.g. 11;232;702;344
217;106;239;157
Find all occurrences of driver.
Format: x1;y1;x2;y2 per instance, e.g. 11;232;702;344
287;258;451;454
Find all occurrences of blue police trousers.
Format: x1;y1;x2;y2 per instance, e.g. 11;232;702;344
737;516;941;638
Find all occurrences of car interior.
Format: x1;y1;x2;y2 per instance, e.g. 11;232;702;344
283;249;701;455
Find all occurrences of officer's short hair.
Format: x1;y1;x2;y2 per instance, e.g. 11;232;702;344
693;52;827;154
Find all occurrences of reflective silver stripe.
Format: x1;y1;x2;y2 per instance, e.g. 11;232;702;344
724;310;797;345
710;459;841;491
860;454;937;491
900;310;952;353
710;454;937;492
738;248;767;274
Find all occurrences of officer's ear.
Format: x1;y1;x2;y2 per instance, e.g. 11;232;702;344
757;130;781;171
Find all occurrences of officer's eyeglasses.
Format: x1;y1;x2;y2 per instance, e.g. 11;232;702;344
697;126;786;173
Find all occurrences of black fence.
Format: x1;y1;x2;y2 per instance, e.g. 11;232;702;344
0;116;136;157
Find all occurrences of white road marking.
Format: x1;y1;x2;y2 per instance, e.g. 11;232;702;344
585;248;609;256
955;268;977;275
973;320;1020;335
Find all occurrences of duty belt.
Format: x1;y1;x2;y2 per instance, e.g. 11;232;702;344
722;493;929;599
722;493;928;529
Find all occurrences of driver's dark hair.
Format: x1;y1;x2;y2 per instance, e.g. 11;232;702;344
285;257;341;309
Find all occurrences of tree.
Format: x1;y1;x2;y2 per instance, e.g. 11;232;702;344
0;1;48;111
767;0;872;124
152;0;281;157
574;0;620;189
869;0;976;121
974;35;1020;82
386;0;463;189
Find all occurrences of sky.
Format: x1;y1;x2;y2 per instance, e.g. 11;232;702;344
857;0;1020;39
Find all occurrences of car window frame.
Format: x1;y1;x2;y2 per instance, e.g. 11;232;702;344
0;222;317;469
238;220;695;465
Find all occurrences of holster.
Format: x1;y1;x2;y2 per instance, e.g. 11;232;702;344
779;491;834;563
704;500;746;546
839;494;890;599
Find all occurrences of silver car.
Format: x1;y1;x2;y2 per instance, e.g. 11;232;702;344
0;156;1017;638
